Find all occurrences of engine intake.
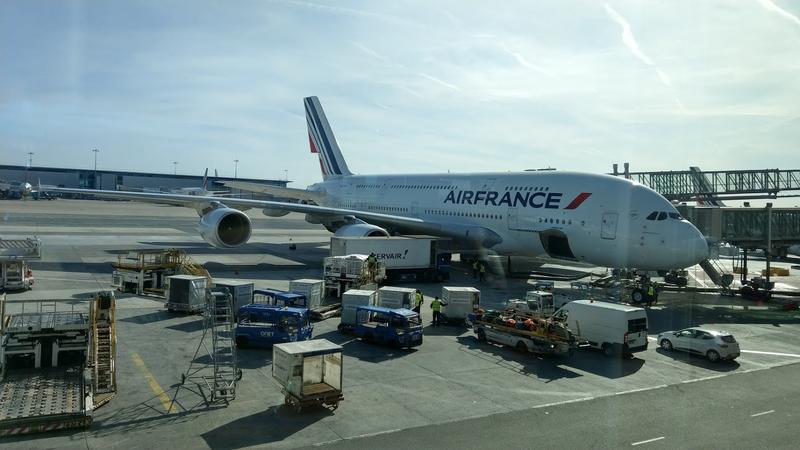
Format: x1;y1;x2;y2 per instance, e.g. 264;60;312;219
198;208;252;248
334;223;390;237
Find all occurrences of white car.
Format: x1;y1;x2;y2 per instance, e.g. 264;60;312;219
658;327;740;362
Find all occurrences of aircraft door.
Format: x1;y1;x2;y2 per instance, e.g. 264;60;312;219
507;207;518;230
601;212;618;240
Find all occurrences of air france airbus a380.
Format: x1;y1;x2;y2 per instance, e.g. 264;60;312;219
50;96;708;270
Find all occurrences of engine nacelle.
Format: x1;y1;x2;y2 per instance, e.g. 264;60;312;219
198;208;252;248
334;223;390;237
262;208;290;217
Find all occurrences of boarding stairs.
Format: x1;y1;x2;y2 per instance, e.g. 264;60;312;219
90;292;116;398
699;259;734;287
177;253;212;284
182;288;240;403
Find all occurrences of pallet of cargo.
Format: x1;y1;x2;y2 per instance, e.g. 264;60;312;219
309;303;342;321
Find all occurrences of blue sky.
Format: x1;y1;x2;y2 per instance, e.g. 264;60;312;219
2;0;799;192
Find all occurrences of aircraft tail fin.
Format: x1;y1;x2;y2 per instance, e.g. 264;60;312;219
202;168;209;191
304;96;352;180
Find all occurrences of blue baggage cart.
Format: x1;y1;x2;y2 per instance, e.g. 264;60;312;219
235;304;312;348
353;305;423;348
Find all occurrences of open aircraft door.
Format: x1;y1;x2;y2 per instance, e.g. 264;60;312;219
601;212;618;240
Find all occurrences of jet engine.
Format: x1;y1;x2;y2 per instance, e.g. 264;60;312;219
198;208;252;248
334;223;390;237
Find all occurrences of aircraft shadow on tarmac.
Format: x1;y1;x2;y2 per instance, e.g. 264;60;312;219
455;336;583;382
202;404;331;449
654;347;741;372
29;261;112;274
132;241;328;257
120;310;183;325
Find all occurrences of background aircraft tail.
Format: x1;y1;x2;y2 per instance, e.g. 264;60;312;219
202;168;209;190
304;96;352;180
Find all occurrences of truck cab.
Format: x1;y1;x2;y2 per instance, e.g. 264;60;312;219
235;304;312;348
354;305;423;348
506;291;556;316
252;289;308;308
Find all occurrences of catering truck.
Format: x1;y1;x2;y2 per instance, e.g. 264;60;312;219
329;236;450;282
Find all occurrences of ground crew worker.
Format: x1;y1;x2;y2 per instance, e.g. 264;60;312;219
479;261;487;282
472;260;479;279
366;252;377;279
646;284;655;307
413;289;424;313
430;296;447;327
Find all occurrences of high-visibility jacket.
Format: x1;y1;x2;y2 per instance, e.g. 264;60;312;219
479;264;486;273
431;298;443;312
415;293;424;307
647;286;655;296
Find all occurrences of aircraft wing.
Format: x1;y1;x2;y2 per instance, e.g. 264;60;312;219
219;181;325;203
46;187;502;247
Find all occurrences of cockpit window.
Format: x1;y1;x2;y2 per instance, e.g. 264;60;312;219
657;212;667;221
668;213;682;219
646;212;658;220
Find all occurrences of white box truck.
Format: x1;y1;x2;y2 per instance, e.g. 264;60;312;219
377;286;417;309
329;236;450;282
552;300;649;357
339;289;376;330
441;287;480;325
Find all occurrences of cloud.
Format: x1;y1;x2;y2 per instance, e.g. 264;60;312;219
757;0;800;28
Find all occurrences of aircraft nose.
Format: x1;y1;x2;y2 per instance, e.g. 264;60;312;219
688;229;709;263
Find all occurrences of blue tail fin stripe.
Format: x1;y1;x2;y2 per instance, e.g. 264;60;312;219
305;114;334;177
305;98;342;175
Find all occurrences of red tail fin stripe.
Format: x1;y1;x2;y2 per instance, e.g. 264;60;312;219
564;192;592;209
318;157;327;175
309;134;319;153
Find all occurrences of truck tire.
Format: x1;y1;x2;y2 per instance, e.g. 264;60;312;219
631;288;644;304
235;336;249;348
516;341;528;353
477;329;487;343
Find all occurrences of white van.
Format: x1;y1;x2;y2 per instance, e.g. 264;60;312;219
552;300;648;357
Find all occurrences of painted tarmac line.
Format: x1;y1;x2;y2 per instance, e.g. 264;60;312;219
750;410;775;417
741;350;800;358
632;436;665;446
131;352;176;414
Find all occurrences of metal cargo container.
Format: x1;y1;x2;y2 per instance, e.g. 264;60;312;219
213;279;254;314
165;275;207;312
377;286;417;309
289;279;324;310
340;289;376;327
272;339;343;412
441;287;480;323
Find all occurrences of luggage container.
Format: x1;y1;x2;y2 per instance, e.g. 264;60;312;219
165;275;207;313
213;279;254;315
289;279;324;310
272;339;343;412
377;286;416;309
338;289;376;331
441;287;480;325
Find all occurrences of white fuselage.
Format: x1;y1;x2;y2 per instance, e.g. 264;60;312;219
311;171;708;270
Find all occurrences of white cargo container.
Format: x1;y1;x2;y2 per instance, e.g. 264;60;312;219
165;275;207;312
340;289;377;328
377;286;417;309
272;339;343;412
441;287;480;324
213;279;255;314
290;279;325;309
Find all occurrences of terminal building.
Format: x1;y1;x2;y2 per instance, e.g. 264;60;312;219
0;164;287;197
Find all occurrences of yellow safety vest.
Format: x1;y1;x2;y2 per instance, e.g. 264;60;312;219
415;294;424;307
431;299;443;312
648;286;655;295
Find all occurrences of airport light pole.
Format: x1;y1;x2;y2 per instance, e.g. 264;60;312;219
92;148;99;189
234;159;239;178
173;161;178;175
284;169;288;182
27;152;33;168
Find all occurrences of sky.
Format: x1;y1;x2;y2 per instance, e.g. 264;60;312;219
1;0;800;197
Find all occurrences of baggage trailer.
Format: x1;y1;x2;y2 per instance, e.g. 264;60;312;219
254;288;342;321
469;309;581;357
0;296;94;436
330;236;451;283
0;238;41;291
354;306;423;348
272;339;343;412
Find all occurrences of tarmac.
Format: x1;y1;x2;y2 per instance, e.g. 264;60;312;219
2;199;800;449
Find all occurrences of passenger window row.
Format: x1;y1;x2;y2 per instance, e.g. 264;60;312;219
389;184;452;190
505;186;549;192
424;209;502;220
645;211;682;221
